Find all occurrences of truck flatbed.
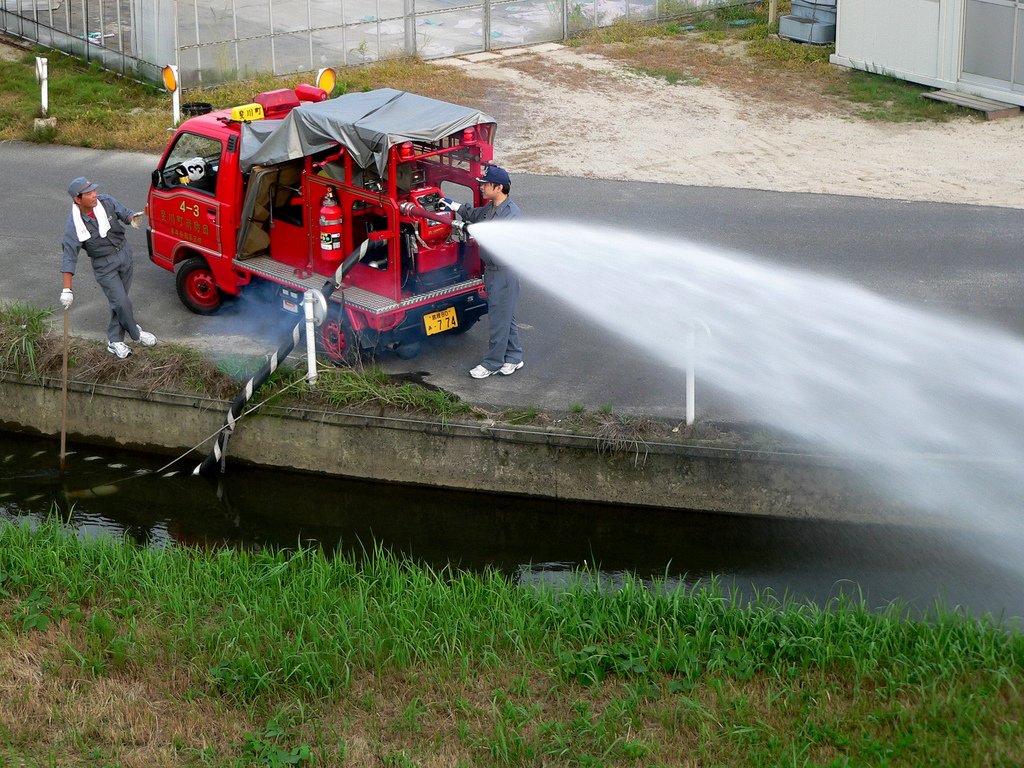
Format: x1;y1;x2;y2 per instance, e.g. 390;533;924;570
236;255;485;315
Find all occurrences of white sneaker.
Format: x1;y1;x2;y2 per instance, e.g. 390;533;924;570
107;341;132;359
499;360;524;376
136;326;157;346
469;364;499;379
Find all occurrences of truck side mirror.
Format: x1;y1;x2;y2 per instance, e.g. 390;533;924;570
151;168;164;189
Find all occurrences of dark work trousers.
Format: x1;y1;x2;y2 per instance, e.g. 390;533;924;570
481;265;522;371
91;246;139;344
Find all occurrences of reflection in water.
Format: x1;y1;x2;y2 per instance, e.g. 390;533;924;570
2;431;1022;620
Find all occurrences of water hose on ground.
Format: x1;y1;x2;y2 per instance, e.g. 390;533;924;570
193;241;370;477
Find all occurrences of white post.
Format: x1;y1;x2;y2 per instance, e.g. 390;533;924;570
163;64;180;125
35;57;48;116
172;85;180;126
303;291;318;384
686;325;696;426
685;318;711;427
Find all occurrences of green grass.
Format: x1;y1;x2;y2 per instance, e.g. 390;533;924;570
312;365;473;422
0;49;166;149
838;70;974;122
0;45;490;151
627;64;702;86
0;300;52;375
1;520;1021;765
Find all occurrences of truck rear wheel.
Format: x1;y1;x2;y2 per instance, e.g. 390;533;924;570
317;305;359;365
176;257;223;315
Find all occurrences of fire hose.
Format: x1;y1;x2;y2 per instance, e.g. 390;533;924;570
399;201;468;236
193;240;371;478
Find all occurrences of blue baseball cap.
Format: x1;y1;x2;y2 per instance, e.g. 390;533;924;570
476;165;511;186
68;176;99;197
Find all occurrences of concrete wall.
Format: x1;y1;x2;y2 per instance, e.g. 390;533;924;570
0;372;903;524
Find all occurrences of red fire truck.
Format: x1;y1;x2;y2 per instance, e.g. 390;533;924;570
146;84;496;361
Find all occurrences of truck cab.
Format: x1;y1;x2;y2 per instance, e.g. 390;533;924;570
147;85;496;361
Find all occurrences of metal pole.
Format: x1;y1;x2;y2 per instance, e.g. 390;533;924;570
60;307;69;473
404;0;416;57
81;0;89;62
483;0;491;51
303;291;318;384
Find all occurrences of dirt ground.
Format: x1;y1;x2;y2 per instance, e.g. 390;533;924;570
441;40;1024;209
4;30;1022;208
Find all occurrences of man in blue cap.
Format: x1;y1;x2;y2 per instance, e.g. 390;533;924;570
60;176;156;359
442;165;524;378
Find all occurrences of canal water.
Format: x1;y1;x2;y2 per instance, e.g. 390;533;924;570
2;430;1022;622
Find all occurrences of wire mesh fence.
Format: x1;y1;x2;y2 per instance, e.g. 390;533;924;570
2;0;737;87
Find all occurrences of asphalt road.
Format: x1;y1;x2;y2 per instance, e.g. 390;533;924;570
3;141;1022;421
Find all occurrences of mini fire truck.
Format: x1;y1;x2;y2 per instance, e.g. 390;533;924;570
147;84;496;361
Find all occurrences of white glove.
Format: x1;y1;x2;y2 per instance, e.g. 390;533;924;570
60;288;73;309
441;197;462;212
130;212;144;229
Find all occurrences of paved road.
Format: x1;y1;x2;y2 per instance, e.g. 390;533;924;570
3;142;1022;421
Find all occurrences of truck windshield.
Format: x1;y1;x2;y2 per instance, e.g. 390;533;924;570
162;132;222;195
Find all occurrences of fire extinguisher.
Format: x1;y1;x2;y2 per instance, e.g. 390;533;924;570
319;190;342;261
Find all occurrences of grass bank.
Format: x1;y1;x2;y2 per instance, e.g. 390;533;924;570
0;40;491;152
0;300;713;445
1;521;1021;766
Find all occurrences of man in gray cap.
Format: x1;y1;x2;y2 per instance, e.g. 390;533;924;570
442;165;524;379
60;176;156;358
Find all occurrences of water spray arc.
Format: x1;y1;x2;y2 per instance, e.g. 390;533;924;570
470;220;1024;559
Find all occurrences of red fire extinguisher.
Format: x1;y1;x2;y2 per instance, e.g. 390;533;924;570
319;190;342;261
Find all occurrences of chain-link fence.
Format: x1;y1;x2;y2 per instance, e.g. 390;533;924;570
2;0;736;87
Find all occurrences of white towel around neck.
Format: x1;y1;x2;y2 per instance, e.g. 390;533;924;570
72;200;110;242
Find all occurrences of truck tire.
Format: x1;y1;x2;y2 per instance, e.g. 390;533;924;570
317;305;359;365
176;256;223;315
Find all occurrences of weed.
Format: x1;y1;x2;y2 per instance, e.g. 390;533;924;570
0;301;52;375
503;405;540;425
314;366;472;422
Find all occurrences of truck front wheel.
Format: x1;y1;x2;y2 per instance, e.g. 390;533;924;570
176;257;223;315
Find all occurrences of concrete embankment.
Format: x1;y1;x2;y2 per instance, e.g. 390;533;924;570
0;372;898;523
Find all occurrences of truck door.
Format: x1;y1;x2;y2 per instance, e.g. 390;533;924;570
150;132;226;263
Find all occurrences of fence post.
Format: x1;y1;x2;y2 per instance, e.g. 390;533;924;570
405;0;416;57
483;0;491;51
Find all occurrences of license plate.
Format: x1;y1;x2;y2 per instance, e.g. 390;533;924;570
423;307;458;336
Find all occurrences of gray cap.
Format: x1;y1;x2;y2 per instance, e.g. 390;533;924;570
67;176;99;197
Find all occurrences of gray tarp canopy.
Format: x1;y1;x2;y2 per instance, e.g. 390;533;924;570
239;88;496;176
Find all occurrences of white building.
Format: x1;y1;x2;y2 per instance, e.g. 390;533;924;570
831;0;1024;107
